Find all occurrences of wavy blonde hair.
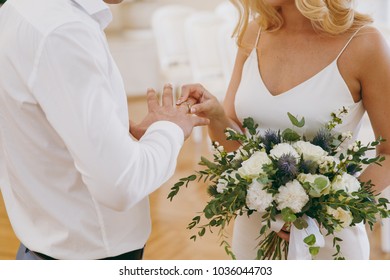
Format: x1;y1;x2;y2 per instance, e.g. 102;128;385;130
231;0;373;46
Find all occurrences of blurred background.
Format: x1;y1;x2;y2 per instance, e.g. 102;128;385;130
0;0;390;260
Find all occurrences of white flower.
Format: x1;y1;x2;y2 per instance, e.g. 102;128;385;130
237;151;272;179
233;147;249;161
246;179;273;213
341;131;353;140
269;143;299;162
216;177;229;194
275;179;309;213
318;155;339;173
293;141;328;162
227;170;240;184
332;173;361;194
326;206;353;230
297;173;331;197
216;170;240;193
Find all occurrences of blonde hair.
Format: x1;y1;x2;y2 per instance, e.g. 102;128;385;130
231;0;373;47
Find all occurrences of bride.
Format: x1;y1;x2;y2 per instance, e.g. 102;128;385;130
177;0;390;259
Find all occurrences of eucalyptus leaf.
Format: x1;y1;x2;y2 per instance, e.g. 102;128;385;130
287;112;305;128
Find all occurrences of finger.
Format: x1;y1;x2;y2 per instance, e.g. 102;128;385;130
188;100;213;114
175;97;198;114
177;101;191;114
177;84;206;105
162;83;174;108
146;88;159;112
276;230;290;242
191;115;210;127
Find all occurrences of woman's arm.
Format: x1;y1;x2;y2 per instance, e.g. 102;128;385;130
356;27;390;193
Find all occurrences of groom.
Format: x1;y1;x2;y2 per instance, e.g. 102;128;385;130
0;0;208;260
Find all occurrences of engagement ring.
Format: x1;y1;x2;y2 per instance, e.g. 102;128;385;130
178;101;191;113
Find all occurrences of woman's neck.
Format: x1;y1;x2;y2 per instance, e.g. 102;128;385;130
278;3;313;33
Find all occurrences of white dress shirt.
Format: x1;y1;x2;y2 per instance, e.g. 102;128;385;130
0;0;184;259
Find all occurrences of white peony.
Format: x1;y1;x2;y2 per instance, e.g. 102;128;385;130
246;179;273;213
275;179;309;213
269;143;300;162
293;140;328;162
331;173;361;194
326;206;353;230
297;173;331;197
237;151;272;179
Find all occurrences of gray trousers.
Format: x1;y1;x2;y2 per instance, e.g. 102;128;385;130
16;244;42;260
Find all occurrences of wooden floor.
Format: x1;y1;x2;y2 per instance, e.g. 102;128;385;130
1;96;390;260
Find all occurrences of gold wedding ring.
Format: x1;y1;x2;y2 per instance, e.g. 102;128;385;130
178;101;191;113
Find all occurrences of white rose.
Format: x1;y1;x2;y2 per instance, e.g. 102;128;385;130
269;143;300;162
293;141;328;162
331;173;361;194
326;206;353;230
275;179;309;213
238;151;272;179
246;179;273;213
297;173;331;197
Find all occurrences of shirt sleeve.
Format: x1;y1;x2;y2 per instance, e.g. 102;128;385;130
29;22;184;211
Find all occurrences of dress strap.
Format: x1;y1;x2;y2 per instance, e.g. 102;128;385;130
336;26;366;60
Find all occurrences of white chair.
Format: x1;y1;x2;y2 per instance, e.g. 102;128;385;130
151;5;196;91
215;1;239;86
184;11;227;101
107;30;160;96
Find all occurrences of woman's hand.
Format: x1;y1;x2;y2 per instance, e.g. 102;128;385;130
177;83;225;121
276;223;291;242
130;84;209;140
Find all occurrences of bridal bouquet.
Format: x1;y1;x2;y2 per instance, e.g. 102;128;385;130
168;107;390;259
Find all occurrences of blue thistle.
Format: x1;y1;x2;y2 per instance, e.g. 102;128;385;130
261;129;281;153
312;129;333;153
277;154;298;184
299;159;318;174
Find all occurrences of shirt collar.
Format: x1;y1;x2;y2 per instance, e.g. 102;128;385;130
72;0;112;30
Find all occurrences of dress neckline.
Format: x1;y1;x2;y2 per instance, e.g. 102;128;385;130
253;48;340;98
252;26;365;99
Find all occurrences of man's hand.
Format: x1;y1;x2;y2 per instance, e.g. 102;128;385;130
130;84;210;140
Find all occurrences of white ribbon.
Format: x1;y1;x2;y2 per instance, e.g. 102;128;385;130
287;215;325;260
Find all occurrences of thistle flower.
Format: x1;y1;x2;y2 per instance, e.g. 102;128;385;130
261;129;281;153
312;129;333;153
277;154;298;183
299;159;318;174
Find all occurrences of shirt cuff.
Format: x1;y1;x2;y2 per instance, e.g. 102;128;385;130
144;121;185;146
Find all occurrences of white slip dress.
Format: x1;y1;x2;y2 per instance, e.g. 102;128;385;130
232;28;370;260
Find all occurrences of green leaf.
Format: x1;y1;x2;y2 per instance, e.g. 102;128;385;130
287;112;305;128
198;227;206;236
309;246;320;256
304;234;316;246
200;156;218;169
281;208;297;223
293;217;308;230
243;118;258;135
282;128;301;142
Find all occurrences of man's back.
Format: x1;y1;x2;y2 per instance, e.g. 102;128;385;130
0;0;184;259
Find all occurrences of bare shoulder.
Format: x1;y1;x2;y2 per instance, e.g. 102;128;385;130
351;25;390;64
